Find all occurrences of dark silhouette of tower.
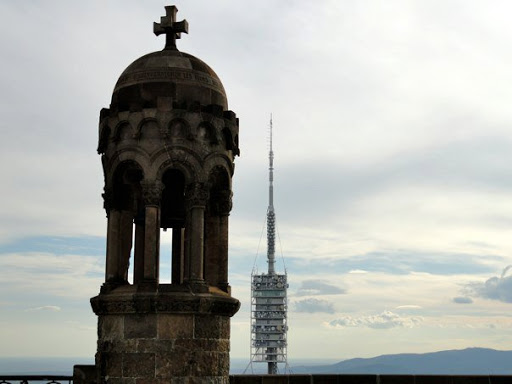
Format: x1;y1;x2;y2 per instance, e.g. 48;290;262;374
91;6;240;383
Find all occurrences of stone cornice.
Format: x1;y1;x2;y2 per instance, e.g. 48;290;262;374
91;291;240;317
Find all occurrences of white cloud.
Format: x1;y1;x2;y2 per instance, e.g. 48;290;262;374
467;265;512;303
25;306;61;312
453;297;473;305
293;298;335;314
327;311;423;330
294;279;346;297
0;252;103;299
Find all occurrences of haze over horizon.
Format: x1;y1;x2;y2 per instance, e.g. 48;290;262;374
1;1;512;361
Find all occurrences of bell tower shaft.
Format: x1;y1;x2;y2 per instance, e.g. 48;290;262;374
91;6;240;384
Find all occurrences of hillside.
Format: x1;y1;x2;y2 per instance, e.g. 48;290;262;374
291;348;512;375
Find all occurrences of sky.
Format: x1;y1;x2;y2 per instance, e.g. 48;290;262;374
1;0;512;362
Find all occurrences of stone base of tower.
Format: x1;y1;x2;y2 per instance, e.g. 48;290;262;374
90;285;240;384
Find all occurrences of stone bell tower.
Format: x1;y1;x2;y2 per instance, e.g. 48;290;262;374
91;5;240;383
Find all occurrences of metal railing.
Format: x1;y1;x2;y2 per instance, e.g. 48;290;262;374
0;376;72;384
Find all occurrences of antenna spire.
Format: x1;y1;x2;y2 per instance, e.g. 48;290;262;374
246;114;289;375
267;114;276;275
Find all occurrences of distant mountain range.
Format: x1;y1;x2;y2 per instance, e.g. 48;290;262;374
291;348;512;375
2;349;511;375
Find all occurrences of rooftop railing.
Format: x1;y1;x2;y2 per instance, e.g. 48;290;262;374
0;376;73;384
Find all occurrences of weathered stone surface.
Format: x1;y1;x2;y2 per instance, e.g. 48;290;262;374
156;351;192;378
123;353;156;378
137;339;174;354
106;379;136;384
99;339;138;353
195;315;230;339
379;375;414;384
155;350;225;378
174;338;229;352
135;380;159;384
228;376;512;384
93;6;240;384
99;352;123;377
216;352;230;377
261;376;289;384
125;314;157;339
308;375;338;384
73;364;97;384
158;313;193;339
414;376;452;384
230;376;263;384
490;378;512;384
99;315;124;340
92;291;240;316
284;376;311;384
191;351;219;377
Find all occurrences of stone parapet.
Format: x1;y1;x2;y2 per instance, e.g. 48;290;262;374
229;375;512;384
72;371;512;384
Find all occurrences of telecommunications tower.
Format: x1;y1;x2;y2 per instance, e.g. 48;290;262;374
248;116;289;374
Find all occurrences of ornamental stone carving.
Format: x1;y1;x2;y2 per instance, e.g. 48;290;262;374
209;190;233;216
141;180;164;206
102;187;113;214
185;182;209;208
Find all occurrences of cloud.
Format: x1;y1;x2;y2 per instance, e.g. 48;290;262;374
295;279;346;296
26;306;61;312
293;298;335;314
396;305;422;309
0;249;103;299
453;297;473;304
327;311;423;329
467;265;512;303
278;250;503;277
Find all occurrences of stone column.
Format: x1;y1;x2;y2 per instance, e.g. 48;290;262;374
205;190;232;291
133;221;145;284
217;191;232;292
171;227;184;284
119;210;134;281
105;209;121;283
204;210;219;287
141;180;163;285
185;182;208;286
103;186;135;286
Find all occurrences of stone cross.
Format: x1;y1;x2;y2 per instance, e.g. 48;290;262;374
154;5;189;50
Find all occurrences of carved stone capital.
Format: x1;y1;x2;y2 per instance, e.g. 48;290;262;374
209;190;233;216
141;180;164;206
102;187;113;215
185;182;209;209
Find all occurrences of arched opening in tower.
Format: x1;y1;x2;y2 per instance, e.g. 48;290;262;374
204;166;231;292
108;161;144;284
161;168;186;285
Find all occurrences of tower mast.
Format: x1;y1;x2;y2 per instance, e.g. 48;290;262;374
267;115;276;275
247;115;289;375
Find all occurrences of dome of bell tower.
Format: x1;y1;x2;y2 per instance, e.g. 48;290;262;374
111;49;228;112
109;6;227;113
